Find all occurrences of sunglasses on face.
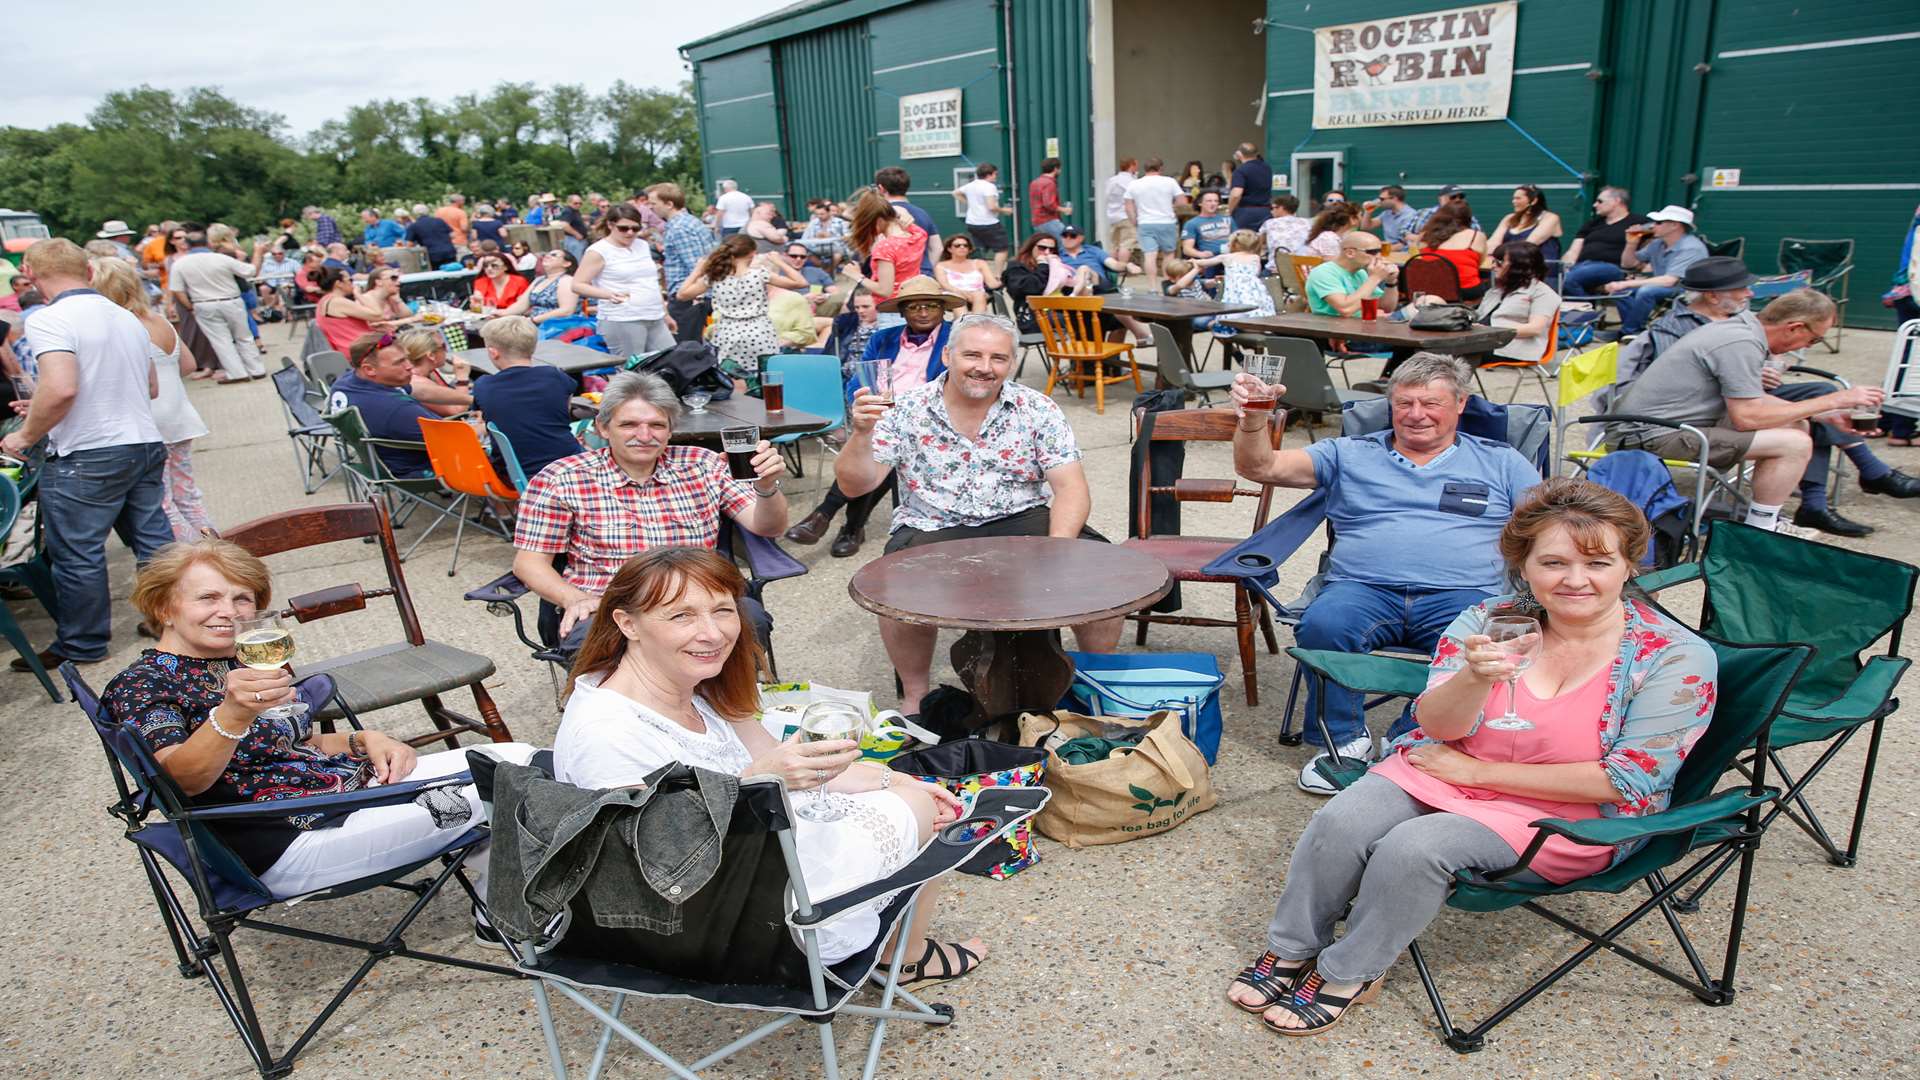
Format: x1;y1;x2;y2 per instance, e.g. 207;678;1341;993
612;224;641;234
1035;244;1057;252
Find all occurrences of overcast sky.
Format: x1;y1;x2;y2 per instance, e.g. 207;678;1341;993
13;0;795;139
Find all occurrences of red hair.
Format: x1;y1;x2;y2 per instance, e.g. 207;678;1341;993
565;548;766;717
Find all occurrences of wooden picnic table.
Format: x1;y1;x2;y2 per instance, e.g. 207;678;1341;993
1221;312;1516;370
849;536;1171;717
1100;293;1257;388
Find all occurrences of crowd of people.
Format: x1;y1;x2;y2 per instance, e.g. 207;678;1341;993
0;133;1913;1061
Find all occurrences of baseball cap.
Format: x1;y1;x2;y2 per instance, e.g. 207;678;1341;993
1437;184;1466;197
1059;225;1083;237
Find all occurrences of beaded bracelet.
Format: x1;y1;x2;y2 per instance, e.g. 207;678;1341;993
207;710;250;741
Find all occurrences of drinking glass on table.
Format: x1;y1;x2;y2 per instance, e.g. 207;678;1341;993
1483;615;1543;731
1239;354;1282;412
854;358;893;406
233;612;308;722
761;369;786;413
721;425;761;481
795;701;863;822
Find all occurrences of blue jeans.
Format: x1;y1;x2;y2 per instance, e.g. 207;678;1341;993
1295;580;1495;748
1561;260;1625;298
39;442;174;660
1616;283;1680;335
562;236;587;261
1034;219;1066;241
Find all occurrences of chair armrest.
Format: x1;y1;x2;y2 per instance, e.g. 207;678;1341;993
464;569;531;604
1526;787;1776;848
1577;413;1689;429
794;787;1051;925
184;774;473;822
1785;364;1841;382
1787;655;1911;725
363;436;430;453
1634;561;1702;592
1199;489;1330;615
1286;648;1429;698
738;529;807;583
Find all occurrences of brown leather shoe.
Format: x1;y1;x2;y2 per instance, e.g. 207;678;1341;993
785;511;832;545
830;527;865;558
10;647;78;673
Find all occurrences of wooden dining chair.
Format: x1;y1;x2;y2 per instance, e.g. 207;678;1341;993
1401;253;1463;302
1288;254;1326;285
1122;408;1284;705
1473;310;1560;404
1028;294;1142;414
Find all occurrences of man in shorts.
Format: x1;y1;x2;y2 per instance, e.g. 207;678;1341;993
954;162;1014;275
1124;157;1187;283
1607;288;1880;537
834;312;1119;714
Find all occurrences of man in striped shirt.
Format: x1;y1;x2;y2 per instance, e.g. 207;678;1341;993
647;182;718;344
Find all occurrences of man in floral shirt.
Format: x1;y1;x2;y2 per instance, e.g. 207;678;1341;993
835;312;1119;713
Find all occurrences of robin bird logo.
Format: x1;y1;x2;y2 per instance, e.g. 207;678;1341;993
1363;54;1392;84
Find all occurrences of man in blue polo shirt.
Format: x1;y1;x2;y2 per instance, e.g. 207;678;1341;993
361;208;404;249
471;316;582;483
1230;352;1539;794
1181;190;1233;280
327;332;439;477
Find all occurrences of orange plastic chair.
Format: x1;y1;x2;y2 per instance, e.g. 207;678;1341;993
1028;294;1141;414
1473;310;1560;403
417;417;518;576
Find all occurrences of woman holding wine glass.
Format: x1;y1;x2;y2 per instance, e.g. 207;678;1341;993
1226;479;1718;1037
553;547;986;984
102;540;536;908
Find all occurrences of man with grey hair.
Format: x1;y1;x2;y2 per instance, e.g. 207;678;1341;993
1230;352;1540;794
836;312;1118;715
511;370;789;652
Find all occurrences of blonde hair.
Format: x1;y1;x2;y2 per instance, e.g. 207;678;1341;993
89;257;151;315
132;540;274;631
23;237;88;279
1164;258;1194;280
207;223;237;248
1228;229;1262;254
396;326;447;364
483;315;537;358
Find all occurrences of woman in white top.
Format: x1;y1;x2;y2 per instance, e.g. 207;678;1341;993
1475;241;1561;362
572;204;673;358
554;548;986;982
90;258;214;541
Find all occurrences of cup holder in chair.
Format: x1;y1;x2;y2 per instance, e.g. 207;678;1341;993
938;816;1002;846
1233;553;1275;572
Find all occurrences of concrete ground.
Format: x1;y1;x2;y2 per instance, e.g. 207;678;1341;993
4;316;1916;1079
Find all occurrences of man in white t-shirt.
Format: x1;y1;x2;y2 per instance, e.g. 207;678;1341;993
1124;156;1189;282
1103;157;1139;268
714;180;754;237
3;239;172;670
953;161;1014;274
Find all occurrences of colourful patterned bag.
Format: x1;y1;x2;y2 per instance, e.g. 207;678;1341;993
888;740;1048;879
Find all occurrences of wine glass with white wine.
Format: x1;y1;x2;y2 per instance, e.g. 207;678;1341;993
234;612;308;722
1483;615;1543;731
795;701;864;823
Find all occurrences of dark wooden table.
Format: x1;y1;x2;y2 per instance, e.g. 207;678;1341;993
460;339;625;378
671;396;830;446
849;536;1172;717
1221;312;1515;368
1102;294;1257;387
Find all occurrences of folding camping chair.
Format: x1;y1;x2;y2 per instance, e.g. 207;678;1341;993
473;757;1049;1080
1777;237;1854;351
271;360;342;494
63;662;517;1079
0;471;58;701
326;405;471;564
1636;519;1915;903
417;417;518;577
1472;312;1560;404
1883;317;1920;429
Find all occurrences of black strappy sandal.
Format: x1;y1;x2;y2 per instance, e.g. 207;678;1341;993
1261;970;1384;1037
1227;951;1313;1014
898;939;983;987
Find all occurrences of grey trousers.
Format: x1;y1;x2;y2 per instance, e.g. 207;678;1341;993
598;317;674;358
1265;773;1519;983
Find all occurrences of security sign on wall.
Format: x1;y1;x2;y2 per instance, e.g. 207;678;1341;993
1312;2;1518;129
899;88;964;159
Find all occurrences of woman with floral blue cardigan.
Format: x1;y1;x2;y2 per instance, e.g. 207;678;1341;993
1228;479;1718;1037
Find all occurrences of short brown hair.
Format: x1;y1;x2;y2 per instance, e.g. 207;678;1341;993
647;182;687;210
132;540;275;631
1499;478;1650;576
348;332;389;367
23;237;89;280
566;548;766;714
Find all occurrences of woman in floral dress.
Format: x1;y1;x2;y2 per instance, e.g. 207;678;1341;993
674;234;811;390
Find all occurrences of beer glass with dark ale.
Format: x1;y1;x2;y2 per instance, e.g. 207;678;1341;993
762;369;786;413
722;426;761;480
1241;354;1281;411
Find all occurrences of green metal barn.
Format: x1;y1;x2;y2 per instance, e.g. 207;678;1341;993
683;0;1920;327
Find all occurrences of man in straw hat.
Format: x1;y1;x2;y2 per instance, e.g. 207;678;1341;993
786;276;967;559
94;221;139;263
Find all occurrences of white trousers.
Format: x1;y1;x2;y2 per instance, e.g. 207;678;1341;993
194;297;265;379
258;742;538;899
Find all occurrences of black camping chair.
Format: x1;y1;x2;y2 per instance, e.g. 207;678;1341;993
63;663;518;1079
471;756;1049;1080
271;359;341;494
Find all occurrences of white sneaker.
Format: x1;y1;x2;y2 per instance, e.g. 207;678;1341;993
1770;521;1824;542
1297;735;1377;796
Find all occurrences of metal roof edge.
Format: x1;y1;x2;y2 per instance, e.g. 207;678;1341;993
681;0;922;61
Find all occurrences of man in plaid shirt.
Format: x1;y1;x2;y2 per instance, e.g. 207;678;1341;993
511;371;790;651
646;181;717;344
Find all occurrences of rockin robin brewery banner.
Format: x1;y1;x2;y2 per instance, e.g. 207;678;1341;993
1311;1;1518;129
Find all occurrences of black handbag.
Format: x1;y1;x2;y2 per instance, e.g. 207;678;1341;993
1410;303;1476;332
627;341;734;399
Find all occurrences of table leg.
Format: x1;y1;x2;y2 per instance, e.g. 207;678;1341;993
950;628;1074;718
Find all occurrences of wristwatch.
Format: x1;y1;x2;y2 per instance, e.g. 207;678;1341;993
753;479;781;498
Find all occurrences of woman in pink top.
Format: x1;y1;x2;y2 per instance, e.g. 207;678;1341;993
1227;480;1718;1037
844;188;926;308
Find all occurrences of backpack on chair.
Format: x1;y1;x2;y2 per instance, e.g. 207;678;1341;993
1585;450;1696;568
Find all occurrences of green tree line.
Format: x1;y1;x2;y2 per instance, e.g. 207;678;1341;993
0;80;702;239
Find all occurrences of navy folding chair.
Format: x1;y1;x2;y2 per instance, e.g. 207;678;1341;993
62;663;517;1079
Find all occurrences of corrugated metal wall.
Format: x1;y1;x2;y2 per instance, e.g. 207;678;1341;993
868;0;1011;236
1261;0;1609;219
695;47;789;211
1011;0;1092;246
778;22;876;207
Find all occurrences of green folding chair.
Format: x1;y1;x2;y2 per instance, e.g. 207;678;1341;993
1777;237;1854;352
1639;519;1915;902
325;406;466;563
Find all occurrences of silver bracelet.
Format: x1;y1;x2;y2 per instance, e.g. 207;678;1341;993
207;710;250;741
753;480;781;498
